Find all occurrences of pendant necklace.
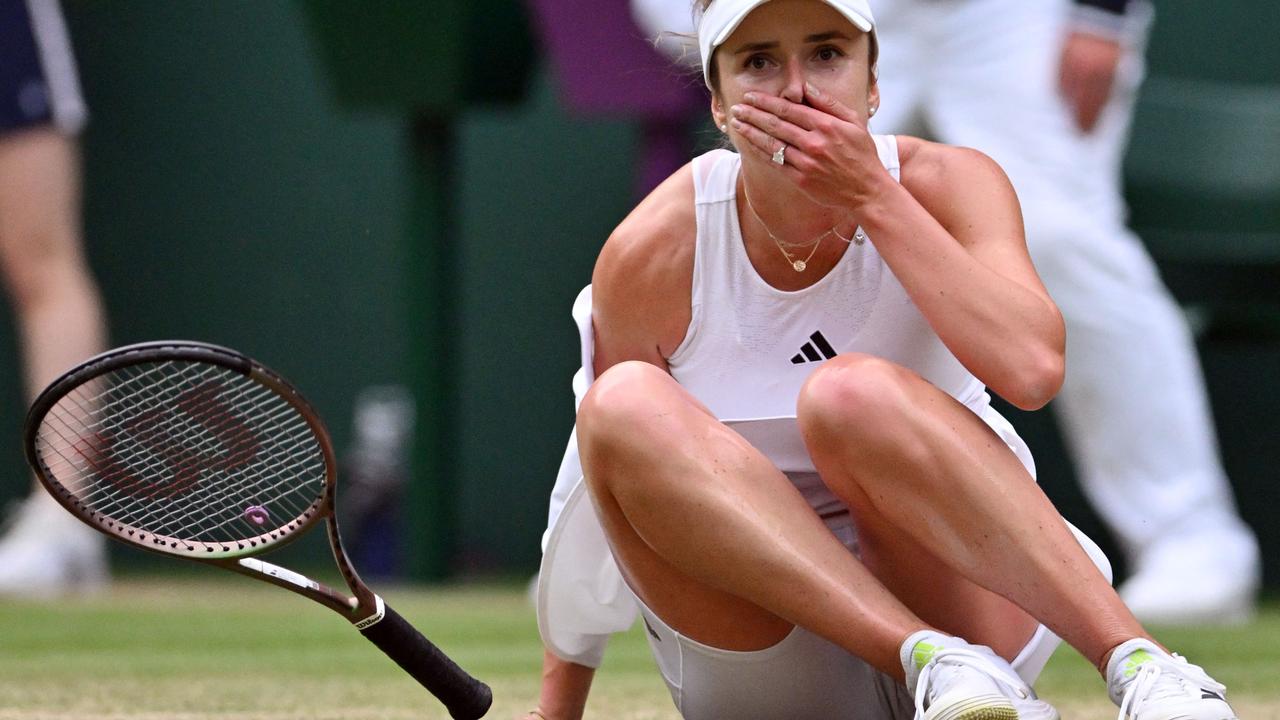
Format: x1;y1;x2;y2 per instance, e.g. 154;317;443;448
742;181;864;272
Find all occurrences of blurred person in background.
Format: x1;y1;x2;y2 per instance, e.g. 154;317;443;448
632;0;1262;626
0;0;110;597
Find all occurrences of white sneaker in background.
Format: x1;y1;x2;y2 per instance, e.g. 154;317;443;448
911;641;1059;720
1107;638;1238;720
1120;524;1260;626
0;491;108;598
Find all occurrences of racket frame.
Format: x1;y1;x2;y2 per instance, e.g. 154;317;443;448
24;340;379;623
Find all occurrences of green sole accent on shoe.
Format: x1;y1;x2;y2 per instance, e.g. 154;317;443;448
928;696;1018;720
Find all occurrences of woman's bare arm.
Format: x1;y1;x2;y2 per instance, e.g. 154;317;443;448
590;165;697;378
521;650;597;720
864;138;1066;409
733;87;1065;409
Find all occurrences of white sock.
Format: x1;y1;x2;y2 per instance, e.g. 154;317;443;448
901;630;969;698
1105;638;1163;702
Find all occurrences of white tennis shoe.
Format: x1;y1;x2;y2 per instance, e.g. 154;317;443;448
913;644;1059;720
0;492;107;598
1107;639;1238;720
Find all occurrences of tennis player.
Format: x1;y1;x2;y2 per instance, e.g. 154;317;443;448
633;0;1261;628
526;1;1240;718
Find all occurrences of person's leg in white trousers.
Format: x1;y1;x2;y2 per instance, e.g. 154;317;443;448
871;0;1260;624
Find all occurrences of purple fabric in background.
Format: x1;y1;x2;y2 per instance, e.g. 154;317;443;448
526;0;704;119
526;0;707;194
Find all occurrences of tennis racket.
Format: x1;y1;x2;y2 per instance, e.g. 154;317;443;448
23;341;492;719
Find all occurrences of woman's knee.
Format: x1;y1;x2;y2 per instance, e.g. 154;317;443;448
578;361;692;466
797;353;916;438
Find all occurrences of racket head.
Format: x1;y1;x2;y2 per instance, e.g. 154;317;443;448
24;341;337;560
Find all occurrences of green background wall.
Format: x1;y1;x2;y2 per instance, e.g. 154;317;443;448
0;4;416;510
0;1;637;578
0;2;1274;585
451;79;638;572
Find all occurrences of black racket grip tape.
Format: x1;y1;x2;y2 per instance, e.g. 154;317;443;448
359;603;493;719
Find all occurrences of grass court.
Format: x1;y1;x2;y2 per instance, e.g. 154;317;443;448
1;578;1276;719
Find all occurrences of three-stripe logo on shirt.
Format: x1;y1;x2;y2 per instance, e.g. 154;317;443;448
791;331;838;364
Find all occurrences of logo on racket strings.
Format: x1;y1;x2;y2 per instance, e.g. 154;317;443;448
72;380;262;500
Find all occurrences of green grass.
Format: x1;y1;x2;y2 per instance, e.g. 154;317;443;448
1;578;1277;719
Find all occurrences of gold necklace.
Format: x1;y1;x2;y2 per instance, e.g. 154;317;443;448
747;181;834;271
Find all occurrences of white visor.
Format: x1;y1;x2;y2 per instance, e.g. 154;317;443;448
697;0;877;89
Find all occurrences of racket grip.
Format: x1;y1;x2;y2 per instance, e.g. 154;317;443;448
359;601;493;719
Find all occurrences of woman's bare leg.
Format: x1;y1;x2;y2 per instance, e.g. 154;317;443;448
578;360;1034;679
0;128;107;402
0;128;108;596
797;353;1149;670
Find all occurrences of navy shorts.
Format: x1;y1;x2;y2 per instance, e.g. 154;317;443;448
0;0;86;135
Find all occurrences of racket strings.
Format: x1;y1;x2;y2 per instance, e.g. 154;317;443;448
35;360;326;546
47;387;316;538
45;373;321;541
49;372;272;503
41;368;321;544
44;424;319;549
48;441;318;543
42;365;287;503
38;381;302;538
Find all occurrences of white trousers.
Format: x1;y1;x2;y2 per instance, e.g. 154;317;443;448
869;0;1248;559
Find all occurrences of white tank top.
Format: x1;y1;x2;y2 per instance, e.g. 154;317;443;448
537;137;1038;667
667;137;991;471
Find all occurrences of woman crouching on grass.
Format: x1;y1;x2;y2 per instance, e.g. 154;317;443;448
524;0;1241;718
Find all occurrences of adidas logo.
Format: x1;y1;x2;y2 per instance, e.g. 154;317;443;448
791;331;838;364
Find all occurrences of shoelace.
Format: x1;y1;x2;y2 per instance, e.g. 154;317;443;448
914;647;1030;720
1116;652;1227;720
